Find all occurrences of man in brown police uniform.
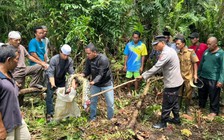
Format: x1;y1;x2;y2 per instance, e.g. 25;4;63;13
175;37;199;114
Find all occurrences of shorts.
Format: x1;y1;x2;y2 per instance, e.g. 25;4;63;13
126;71;140;78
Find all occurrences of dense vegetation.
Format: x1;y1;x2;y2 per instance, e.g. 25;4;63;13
1;0;224;51
1;0;224;139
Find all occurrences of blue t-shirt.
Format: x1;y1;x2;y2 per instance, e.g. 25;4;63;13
28;38;45;65
124;41;148;72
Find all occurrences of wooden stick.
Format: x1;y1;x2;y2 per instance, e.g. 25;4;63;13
90;76;163;98
90;79;137;98
127;82;150;128
127;76;163;129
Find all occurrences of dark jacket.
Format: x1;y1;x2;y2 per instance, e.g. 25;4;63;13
47;54;74;87
83;53;113;87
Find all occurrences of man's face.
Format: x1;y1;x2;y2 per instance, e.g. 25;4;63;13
8;52;19;70
9;38;21;48
85;48;96;60
153;42;164;51
60;52;69;60
190;37;198;45
175;39;185;50
164;35;169;42
132;34;140;44
43;28;48;38
207;39;217;52
35;29;44;40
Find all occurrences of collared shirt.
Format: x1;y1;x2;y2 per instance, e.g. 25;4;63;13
83;53;113;87
0;72;22;133
28;38;45;65
142;45;183;88
47;54;74;87
178;47;199;80
198;48;224;83
124;41;148;72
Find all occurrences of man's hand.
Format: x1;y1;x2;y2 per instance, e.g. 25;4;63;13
72;79;78;90
44;64;49;70
216;82;223;88
136;76;143;81
0;113;6;140
140;66;143;73
15;81;22;88
40;62;49;70
51;84;57;90
65;88;71;94
89;81;95;85
194;74;198;83
123;65;127;72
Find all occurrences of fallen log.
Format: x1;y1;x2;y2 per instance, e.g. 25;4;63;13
19;87;47;95
127;76;163;129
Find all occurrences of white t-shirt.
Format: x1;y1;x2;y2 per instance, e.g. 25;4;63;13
41;37;50;62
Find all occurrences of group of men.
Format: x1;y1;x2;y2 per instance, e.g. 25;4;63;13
124;31;223;129
0;26;51;139
0;28;223;139
0;26;115;139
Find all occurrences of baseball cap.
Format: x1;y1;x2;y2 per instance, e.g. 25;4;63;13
188;32;199;39
173;33;185;42
163;31;170;36
8;31;21;39
152;35;166;46
61;44;71;55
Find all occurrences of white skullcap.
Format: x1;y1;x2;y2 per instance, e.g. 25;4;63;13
61;44;71;55
8;31;21;39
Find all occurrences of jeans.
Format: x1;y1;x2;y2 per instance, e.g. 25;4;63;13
46;82;55;115
90;84;114;120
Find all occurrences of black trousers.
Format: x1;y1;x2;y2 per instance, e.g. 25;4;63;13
198;77;221;114
161;86;181;122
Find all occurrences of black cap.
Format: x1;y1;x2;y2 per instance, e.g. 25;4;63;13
152;35;166;46
188;32;199;39
173;34;185;42
163;31;170;36
155;35;166;40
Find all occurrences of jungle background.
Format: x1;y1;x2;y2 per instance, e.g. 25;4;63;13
1;0;224;139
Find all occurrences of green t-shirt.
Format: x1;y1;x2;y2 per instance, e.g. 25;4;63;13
198;48;224;83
